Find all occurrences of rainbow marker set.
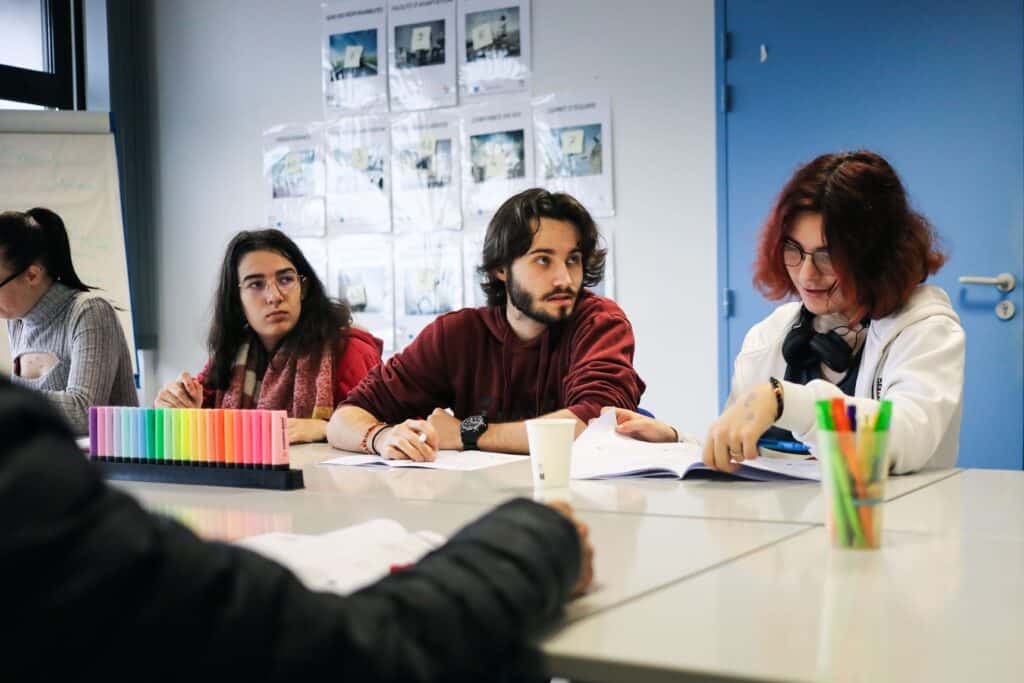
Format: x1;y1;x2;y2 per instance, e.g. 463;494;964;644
88;406;304;490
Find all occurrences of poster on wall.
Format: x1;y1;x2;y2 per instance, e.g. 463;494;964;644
462;230;488;308
461;99;534;225
457;0;531;97
325;115;391;232
394;231;463;350
293;237;329;286
388;0;457;111
323;0;389;115
391;109;462;231
534;90;615;218
328;233;395;352
263;123;325;237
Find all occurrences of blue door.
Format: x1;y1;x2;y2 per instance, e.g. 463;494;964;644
718;0;1024;468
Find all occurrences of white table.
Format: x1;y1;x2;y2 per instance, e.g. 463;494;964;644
115;459;1020;682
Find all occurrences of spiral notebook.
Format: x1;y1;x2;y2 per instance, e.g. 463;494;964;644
571;412;820;482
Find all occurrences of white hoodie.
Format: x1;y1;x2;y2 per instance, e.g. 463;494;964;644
729;284;965;473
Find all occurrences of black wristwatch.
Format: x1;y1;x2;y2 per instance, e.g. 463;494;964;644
460;414;488;450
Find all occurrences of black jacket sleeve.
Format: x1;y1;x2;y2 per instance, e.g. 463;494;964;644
0;382;580;681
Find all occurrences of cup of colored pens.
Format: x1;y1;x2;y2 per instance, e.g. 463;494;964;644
815;398;892;550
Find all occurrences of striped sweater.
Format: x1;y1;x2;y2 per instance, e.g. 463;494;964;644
7;282;137;435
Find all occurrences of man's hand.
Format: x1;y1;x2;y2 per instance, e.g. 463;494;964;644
427;408;463;451
546;500;594;597
377;419;439;461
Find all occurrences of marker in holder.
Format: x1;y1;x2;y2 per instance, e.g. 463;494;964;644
88;406;303;490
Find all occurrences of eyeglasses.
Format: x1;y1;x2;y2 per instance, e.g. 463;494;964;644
239;271;305;300
783;240;833;275
0;265;28;291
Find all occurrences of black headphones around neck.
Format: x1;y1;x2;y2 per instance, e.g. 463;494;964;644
781;306;857;373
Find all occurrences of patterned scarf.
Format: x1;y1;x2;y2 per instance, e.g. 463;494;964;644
215;337;336;420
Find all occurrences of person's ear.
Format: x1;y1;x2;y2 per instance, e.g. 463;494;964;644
493;266;507;283
24;264;45;286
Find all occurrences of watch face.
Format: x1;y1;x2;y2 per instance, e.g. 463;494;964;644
462;415;486;433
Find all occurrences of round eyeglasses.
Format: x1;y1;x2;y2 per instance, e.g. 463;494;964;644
783;240;833;275
239;271;305;300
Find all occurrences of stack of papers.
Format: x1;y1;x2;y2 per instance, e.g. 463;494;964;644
571;412;820;482
237;519;446;595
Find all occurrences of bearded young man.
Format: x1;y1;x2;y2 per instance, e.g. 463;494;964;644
327;188;645;459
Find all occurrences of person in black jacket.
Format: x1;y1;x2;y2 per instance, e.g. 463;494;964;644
0;379;593;680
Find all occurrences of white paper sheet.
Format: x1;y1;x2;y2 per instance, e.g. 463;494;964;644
391;109;463;230
237;519;446;595
324;449;525;471
388;0;457;111
461;99;534;225
394;231;463;349
327;232;395;353
458;0;531;97
263;123;326;237
323;0;389;114
534;90;615;218
325;115;392;232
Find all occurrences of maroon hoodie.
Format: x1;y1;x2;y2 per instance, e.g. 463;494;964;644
344;291;645;423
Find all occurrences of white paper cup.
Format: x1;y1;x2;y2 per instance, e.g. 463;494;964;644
526;418;577;488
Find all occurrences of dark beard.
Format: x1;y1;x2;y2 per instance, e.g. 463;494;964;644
507;273;577;326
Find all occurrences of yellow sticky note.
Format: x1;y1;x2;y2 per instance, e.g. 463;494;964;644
343;44;364;69
560;129;584;155
350;146;369;170
471;23;494;50
484;152;506;180
418;134;437;157
411;25;432;51
415;268;435;290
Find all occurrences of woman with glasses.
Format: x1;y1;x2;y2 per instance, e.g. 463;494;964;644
155;229;381;444
0;209;138;434
609;151;965;474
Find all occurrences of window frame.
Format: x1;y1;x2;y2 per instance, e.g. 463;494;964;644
0;0;85;110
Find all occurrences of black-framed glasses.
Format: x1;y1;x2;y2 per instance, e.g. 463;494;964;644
782;240;833;275
0;265;29;290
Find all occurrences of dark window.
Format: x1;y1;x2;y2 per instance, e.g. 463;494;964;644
0;0;85;110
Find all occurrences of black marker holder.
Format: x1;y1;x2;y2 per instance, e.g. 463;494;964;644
92;457;304;490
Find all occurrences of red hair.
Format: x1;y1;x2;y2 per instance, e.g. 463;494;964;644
752;151;947;320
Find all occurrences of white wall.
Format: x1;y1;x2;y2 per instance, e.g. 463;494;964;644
146;0;718;433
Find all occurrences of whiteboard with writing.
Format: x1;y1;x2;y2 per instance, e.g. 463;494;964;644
0;111;137;375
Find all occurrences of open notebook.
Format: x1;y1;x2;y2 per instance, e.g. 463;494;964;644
572;412;821;482
237;519;446;595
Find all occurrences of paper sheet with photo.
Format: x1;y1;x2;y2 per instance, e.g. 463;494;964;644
394;231;463;350
534;91;614;218
293;237;329;286
388;0;457;111
391;109;462;231
325;115;391;232
328;233;395;352
462;230;488;308
325;449;524;471
237;519;446;596
461;99;534;225
263;123;325;237
323;0;389;114
458;0;531;97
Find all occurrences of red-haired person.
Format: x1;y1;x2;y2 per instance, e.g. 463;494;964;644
610;151;965;474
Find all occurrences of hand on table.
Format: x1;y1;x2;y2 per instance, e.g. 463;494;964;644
377;419;438;461
702;381;777;473
547;500;595;597
154;372;203;409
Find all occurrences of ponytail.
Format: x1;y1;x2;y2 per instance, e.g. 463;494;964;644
0;208;94;292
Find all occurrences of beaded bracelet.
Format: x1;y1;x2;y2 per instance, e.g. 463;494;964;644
768;377;784;421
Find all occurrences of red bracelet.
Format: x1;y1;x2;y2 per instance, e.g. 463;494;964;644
360;421;385;454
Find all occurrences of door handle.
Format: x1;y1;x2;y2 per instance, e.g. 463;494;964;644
958;272;1016;292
